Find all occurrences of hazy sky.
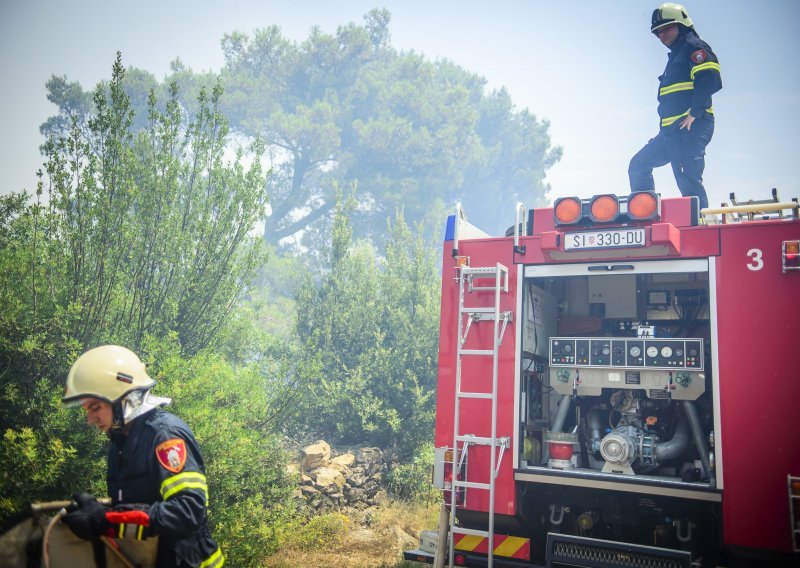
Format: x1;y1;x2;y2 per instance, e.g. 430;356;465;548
2;0;799;216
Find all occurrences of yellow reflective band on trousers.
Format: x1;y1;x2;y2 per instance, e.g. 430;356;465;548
160;471;208;503
690;61;721;80
661;107;714;127
660;81;693;96
200;547;224;568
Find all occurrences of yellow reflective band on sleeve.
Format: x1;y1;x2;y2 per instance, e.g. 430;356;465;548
160;471;208;503
199;547;224;568
660;81;693;96
137;524;145;540
690;61;721;79
117;524;125;539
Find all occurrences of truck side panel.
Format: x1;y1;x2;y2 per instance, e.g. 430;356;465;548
435;238;520;516
716;221;800;553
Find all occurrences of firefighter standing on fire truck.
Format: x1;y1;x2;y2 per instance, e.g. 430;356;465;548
629;3;722;210
61;345;224;568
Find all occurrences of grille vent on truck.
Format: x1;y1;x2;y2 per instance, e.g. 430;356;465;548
546;533;691;568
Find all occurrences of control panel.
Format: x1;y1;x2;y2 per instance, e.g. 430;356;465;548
550;337;704;371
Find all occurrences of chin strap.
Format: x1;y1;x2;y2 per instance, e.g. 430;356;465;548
110;403;125;432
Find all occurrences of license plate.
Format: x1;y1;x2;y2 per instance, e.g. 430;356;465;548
564;228;645;250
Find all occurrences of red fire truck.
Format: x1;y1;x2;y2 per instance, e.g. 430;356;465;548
405;191;800;568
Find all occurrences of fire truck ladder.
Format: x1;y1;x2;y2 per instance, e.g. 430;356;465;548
702;187;800;223
449;263;512;568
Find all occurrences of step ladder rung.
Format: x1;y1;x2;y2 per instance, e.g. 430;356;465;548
455;435;496;445
460;306;497;314
459;349;494;356
452;527;490;538
451;260;509;568
461;266;502;276
453;480;491;490
457;391;492;400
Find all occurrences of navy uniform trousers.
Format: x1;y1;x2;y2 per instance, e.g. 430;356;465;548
629;116;714;211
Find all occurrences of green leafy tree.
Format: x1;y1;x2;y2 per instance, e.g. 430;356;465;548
40;59;219;143
39;11;561;251
0;195;103;524
0;53;278;547
292;195;440;457
39;75;93;143
37;53;268;355
219;9;561;248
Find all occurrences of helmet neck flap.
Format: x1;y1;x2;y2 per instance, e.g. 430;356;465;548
111;389;172;433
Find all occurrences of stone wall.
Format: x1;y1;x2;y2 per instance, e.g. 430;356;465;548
291;440;391;515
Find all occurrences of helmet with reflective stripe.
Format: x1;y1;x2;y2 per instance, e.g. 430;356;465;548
651;3;693;33
63;345;156;406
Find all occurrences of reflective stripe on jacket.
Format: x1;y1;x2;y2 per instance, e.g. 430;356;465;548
657;29;722;129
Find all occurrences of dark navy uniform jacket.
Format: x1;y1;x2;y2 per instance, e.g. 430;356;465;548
108;408;223;567
657;29;722;130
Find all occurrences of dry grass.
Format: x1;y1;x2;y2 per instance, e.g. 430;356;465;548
263;501;438;568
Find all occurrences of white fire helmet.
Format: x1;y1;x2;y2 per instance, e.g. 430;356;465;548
63;345;156;407
651;3;694;34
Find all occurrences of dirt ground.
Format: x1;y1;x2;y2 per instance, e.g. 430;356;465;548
263;502;438;568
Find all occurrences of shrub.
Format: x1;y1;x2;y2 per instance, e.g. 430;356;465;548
387;443;438;505
280;513;351;552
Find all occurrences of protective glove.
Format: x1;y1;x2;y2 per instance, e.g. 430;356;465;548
62;492;111;540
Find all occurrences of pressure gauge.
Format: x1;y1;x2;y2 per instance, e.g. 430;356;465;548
646;346;659;358
563;343;573;353
629;345;641;358
661;345;673;358
602;346;611;356
675;349;684;357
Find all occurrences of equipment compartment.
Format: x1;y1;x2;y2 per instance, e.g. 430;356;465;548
519;261;716;492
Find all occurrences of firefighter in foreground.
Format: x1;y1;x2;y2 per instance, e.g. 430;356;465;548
61;345;224;568
629;3;722;210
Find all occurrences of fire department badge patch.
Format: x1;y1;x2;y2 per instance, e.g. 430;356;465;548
690;49;707;64
156;438;187;473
